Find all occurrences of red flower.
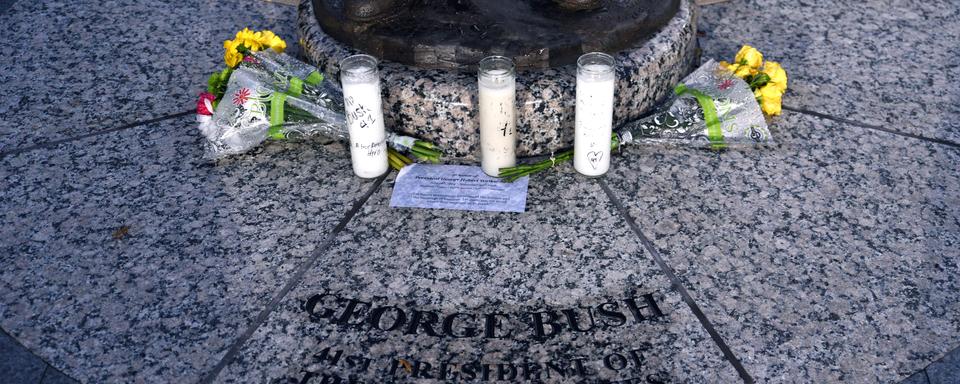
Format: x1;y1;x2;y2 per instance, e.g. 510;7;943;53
197;92;216;115
232;87;251;106
718;79;735;91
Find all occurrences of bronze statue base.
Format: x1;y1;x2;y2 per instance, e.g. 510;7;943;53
312;0;680;70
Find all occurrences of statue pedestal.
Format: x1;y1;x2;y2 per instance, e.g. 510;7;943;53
298;0;699;159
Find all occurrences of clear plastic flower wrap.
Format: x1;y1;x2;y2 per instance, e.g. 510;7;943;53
199;64;441;163
616;59;773;149
244;50;345;108
199;66;348;158
248;50;326;85
499;60;776;181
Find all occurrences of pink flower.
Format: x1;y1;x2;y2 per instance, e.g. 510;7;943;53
197;92;216;115
243;55;257;64
718;79;735;91
232;88;251;106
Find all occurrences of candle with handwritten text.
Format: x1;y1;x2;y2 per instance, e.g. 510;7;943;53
340;54;388;178
478;56;517;177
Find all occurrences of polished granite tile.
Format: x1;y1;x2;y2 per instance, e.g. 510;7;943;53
0;0;298;152
0;0;16;15
212;169;743;383
926;346;960;384
698;0;960;143
40;367;79;384
0;116;374;383
605;112;960;383
0;329;47;384
900;371;930;384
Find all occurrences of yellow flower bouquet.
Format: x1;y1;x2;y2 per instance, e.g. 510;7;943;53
720;45;788;116
198;28;441;167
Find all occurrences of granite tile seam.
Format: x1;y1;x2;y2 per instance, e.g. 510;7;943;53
0;327;75;384
902;344;960;384
0;110;194;160
198;173;388;384
38;366;49;384
33;359;80;384
597;179;755;384
783;105;960;150
38;364;78;384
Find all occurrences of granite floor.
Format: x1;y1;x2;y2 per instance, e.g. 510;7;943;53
1;0;958;383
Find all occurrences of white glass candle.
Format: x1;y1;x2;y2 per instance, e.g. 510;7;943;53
574;52;616;177
477;56;517;177
340;54;388;178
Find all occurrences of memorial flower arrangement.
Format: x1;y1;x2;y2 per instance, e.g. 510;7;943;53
199;28;289;111
719;45;787;116
499;45;787;181
196;28;441;168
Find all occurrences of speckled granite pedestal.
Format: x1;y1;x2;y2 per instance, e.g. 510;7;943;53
297;0;700;159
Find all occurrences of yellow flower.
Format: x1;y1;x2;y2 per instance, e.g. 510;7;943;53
259;30;287;53
754;84;782;116
270;36;286;52
236;28;257;40
762;61;788;93
223;39;245;67
235;28;264;52
234;28;253;43
259;30;275;44
223;39;241;52
731;63;756;79
735;45;763;69
224;47;243;68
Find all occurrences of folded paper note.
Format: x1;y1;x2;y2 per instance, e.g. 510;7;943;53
390;164;528;213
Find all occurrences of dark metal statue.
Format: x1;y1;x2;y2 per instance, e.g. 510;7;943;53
313;0;680;69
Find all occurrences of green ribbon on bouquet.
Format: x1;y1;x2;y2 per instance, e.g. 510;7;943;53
675;84;725;150
287;77;304;96
268;93;288;140
285;71;323;97
305;71;323;85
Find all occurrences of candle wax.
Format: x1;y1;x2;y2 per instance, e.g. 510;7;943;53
574;64;615;176
342;81;388;178
478;72;517;177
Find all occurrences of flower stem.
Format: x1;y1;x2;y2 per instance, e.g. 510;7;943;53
497;133;619;182
409;140;442;163
387;148;412;171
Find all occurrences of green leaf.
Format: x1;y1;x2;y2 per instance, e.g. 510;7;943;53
749;73;771;89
